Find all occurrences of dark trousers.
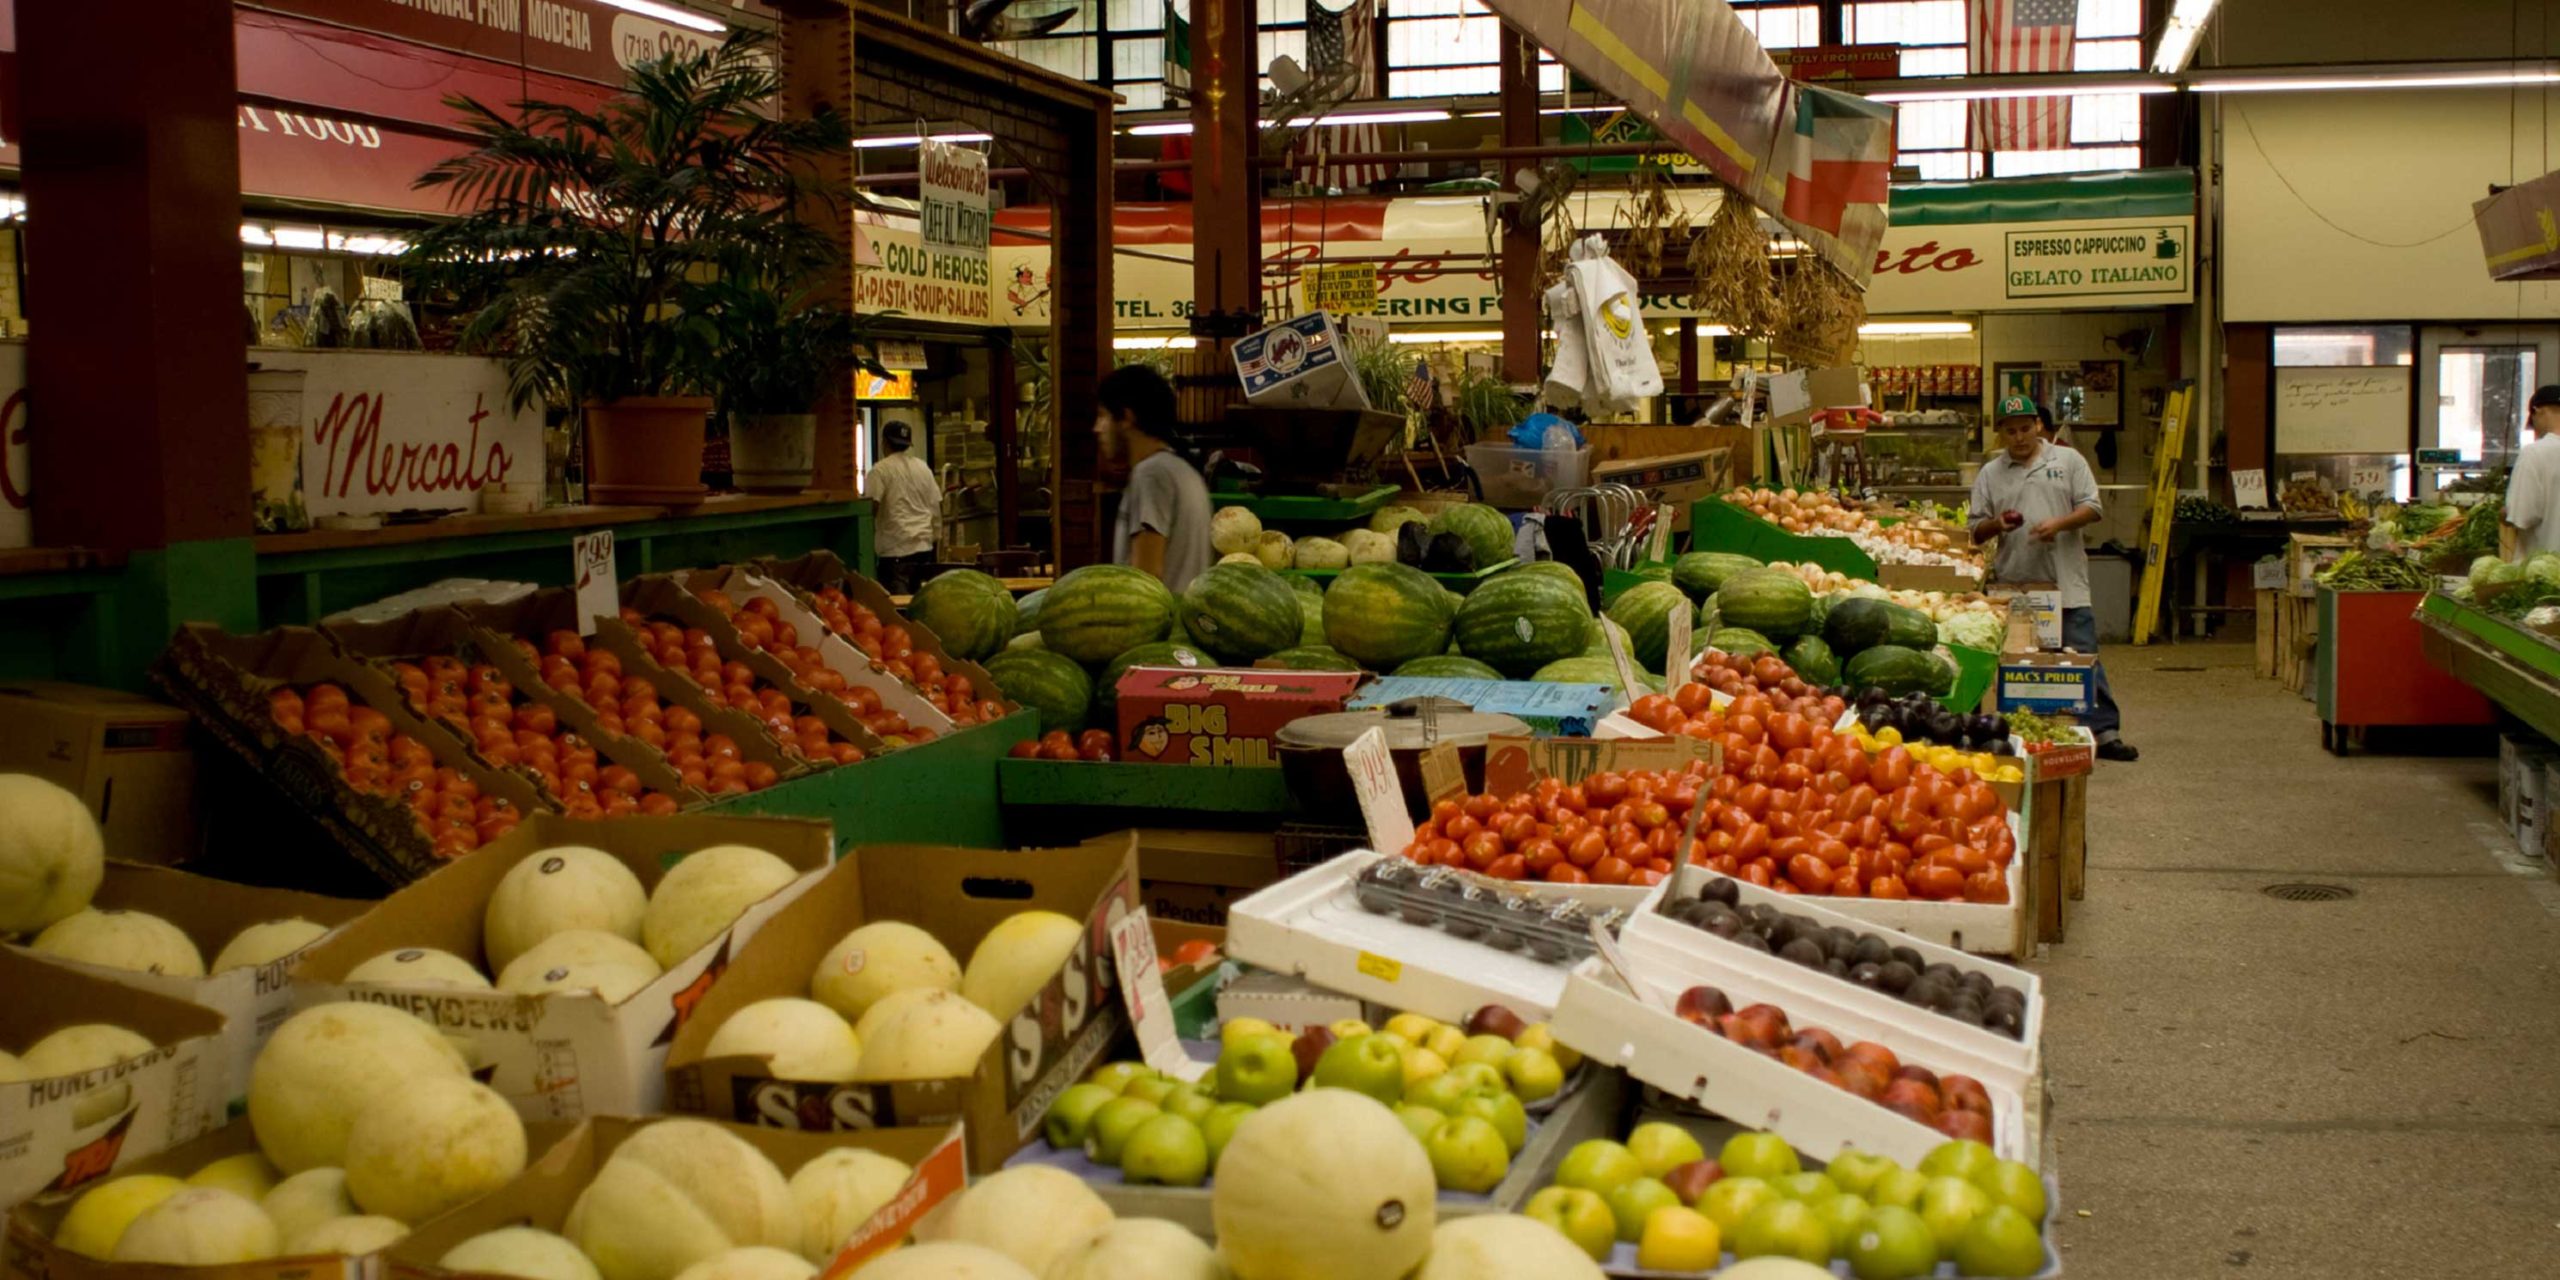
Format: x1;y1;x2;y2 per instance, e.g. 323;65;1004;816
2061;605;2123;740
879;551;933;594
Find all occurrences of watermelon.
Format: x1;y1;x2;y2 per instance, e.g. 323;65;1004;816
1261;646;1364;672
1709;627;1776;658
1324;563;1454;670
1880;602;1939;650
1371;505;1428;536
982;648;1093;733
907;570;1017;661
1095;640;1211;726
1530;656;1663;699
1672;551;1762;600
1842;644;1945;696
1454;570;1592;677
1294;584;1326;644
1604;581;1692;673
1015;587;1048;631
1513;561;1586;594
1178;563;1303;662
1391;655;1504;680
1631;562;1675;586
1823;597;1896;656
1782;635;1839;687
1006;631;1046;651
1440;588;1466;620
1427;503;1515;569
1584;615;1632;657
1712;569;1816;641
1038;564;1177;663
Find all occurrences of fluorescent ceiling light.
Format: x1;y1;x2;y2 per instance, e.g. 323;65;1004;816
1113;336;1198;349
241;225;274;246
1281;109;1452;127
2193;69;2560;92
1389;330;1504;343
1127;122;1193;136
598;0;724;34
273;227;326;250
1868;81;2172;103
853;132;993;149
1861;321;1975;335
2151;0;2218;74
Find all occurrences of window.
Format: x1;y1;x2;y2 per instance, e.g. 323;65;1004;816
1382;0;1560;98
1849;0;2148;181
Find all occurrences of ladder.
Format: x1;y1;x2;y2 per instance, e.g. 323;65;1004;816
2132;382;2197;645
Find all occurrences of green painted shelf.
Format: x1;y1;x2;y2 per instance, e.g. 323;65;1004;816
1687;497;1880;580
1210;485;1401;523
714;708;1036;851
997;759;1294;812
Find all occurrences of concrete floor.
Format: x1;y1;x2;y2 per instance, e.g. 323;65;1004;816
2038;642;2560;1279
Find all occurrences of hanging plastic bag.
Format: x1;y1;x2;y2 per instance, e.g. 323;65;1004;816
1566;234;1661;413
1541;277;1589;411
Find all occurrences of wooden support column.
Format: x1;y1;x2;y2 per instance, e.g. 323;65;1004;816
1054;97;1117;567
1497;25;1542;386
1188;0;1261;341
779;3;860;494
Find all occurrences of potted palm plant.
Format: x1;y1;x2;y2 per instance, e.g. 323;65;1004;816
405;30;849;504
703;277;871;493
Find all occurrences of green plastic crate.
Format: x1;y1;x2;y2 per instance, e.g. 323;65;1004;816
1209;486;1402;523
1686;497;1880;580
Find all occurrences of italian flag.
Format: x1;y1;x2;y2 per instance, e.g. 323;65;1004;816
1779;83;1895;236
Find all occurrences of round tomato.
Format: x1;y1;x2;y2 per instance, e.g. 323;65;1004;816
1787;854;1834;892
1462;832;1505;869
1485;854;1528;881
1567;830;1607;867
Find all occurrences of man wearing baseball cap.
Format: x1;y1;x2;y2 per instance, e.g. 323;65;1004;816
2501;385;2560;558
1970;395;2134;761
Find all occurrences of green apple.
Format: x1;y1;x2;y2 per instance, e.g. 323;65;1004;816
1084;1095;1161;1166
1312;1034;1406;1106
1425;1024;1466;1062
1918;1139;1998;1183
1329;1018;1373;1039
1444;1062;1505;1098
1087;1061;1153;1094
1383;1012;1440;1044
1043;1082;1118;1150
1215;1032;1299;1105
1734;1199;1833;1264
1625;1122;1706;1179
1917;1176;1993;1254
1953;1204;2046;1278
1399;1046;1448;1089
1119;1113;1209;1187
1605;1176;1681;1242
1637;1204;1721;1271
1453;1090;1527;1154
1824;1149;1899;1199
1220;1016;1280;1049
1844;1204;1941;1280
1452;1033;1517;1072
1394;1103;1445;1145
1870;1167;1930;1212
1554;1139;1644;1196
1404;1071;1474;1114
1974;1159;2048;1223
1718;1131;1802;1181
1503;1045;1565;1103
1122;1074;1180;1106
1774;1171;1840;1202
1201;1102;1255;1169
1523;1186;1615;1262
1811;1192;1874;1247
1161;1082;1219;1125
1516;1021;1581;1073
1699;1175;1780;1240
1423;1115;1510;1194
1372;1030;1413;1055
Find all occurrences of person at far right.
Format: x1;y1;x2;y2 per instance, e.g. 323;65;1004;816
2500;384;2560;560
1968;395;2136;762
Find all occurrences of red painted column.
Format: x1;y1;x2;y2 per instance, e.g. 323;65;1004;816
1188;0;1261;342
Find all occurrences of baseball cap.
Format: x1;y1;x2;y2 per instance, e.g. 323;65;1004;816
1996;393;2042;422
2533;385;2560;411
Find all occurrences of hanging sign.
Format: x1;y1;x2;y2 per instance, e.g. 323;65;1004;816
921;142;991;267
1301;264;1381;315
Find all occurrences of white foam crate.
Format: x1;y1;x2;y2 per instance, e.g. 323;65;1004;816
1348;846;1657;913
1551;958;2034;1169
1622;874;2043;1093
1776;807;2031;957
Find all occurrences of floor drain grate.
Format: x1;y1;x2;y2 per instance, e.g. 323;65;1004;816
2262;882;2354;902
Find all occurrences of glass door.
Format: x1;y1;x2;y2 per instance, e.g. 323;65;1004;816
2418;327;2560;499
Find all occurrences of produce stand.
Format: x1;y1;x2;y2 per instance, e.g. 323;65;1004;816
1282;557;1521;588
1209;485;1402;522
2419;592;2560;744
1687;496;1881;579
2314;587;2495;752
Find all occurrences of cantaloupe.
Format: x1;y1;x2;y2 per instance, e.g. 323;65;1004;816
704;999;861;1083
212;918;331;971
1043;1218;1230;1280
849;989;941;1046
563;1119;800;1280
0;773;104;935
643;846;799;969
498;930;664;1003
110;1188;280;1265
809;922;960;1025
53;1174;185;1259
21;1023;154;1127
1410;1215;1605;1279
250;1002;473;1173
484;846;648;973
262;1167;361;1244
851;990;1000;1082
847;1243;1032;1280
787;1148;913;1262
349;946;494;989
958;912;1082;1019
439;1226;604;1280
31;908;206;977
668;1245;817;1280
1211;1090;1436;1280
189;1151;284;1201
344;1075;527;1222
911;1165;1111;1275
286;1214;409;1256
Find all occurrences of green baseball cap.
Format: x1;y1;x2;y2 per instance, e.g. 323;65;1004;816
1996;394;2042;422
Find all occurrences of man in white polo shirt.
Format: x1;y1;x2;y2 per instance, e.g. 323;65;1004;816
1970;395;2134;762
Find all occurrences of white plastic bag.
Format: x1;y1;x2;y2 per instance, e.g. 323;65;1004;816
1541;277;1588;410
1566;235;1661;413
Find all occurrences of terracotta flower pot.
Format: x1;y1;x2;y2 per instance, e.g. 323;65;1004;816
585;396;712;505
728;412;817;494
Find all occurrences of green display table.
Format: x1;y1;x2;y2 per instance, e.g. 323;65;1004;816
2418;592;2560;744
1687;497;1880;580
1210;486;1401;523
997;759;1295;812
716;707;1033;852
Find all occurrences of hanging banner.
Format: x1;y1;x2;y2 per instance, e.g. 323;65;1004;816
1299;264;1380;314
920;142;991;269
253;351;545;520
857;215;995;327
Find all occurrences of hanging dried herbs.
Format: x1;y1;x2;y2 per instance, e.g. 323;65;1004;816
1687;195;1780;338
1616;164;1689;279
1774;255;1866;366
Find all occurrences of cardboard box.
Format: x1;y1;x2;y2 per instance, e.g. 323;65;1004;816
0;683;200;867
1137;828;1280;928
0;948;227;1207
2288;534;2355;598
684;566;960;735
293;812;833;1123
2252;557;2288;591
1232;312;1367;410
2540;761;2560;863
1114;667;1363;767
1988;584;2063;651
2021;725;2096;781
664;833;1140;1173
384;1116;966;1280
4;862;368;1122
1998;652;2098;717
1347;677;1616;737
1877;563;1987;594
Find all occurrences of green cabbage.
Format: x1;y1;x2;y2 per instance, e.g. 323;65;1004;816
2473;555;2525;590
2527;553;2560;586
1939;611;2005;652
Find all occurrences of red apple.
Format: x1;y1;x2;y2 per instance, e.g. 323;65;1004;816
1880;1077;1941;1116
1940;1074;1991;1115
1805;1065;1846;1090
1791;1029;1843;1065
1934;1108;1995;1144
1290;1025;1337;1083
1885;1098;1938;1127
1675;986;1734;1027
1842;1041;1901;1077
1737;1004;1793;1038
1778;1044;1824;1073
1892;1063;1941;1091
1663;1159;1722;1205
1834;1059;1889;1101
1466;1003;1530;1041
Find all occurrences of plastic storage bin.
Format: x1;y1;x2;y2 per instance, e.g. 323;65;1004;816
1465;443;1590;509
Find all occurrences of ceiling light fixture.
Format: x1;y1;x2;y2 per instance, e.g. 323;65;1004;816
598;0;725;34
853;132;994;149
1860;321;1976;335
1113;335;1198;349
2151;0;2219;74
2191;68;2560;92
1867;81;2173;103
1280;109;1454;127
1126;122;1194;136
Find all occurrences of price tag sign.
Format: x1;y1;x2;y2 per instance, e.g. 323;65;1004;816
572;530;618;636
2349;465;2388;496
1602;615;1644;706
1647;504;1675;563
1107;905;1206;1081
2231;469;2268;509
1666;600;1694;685
1344;726;1416;856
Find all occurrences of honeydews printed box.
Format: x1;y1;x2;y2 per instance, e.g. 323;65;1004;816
0;948;226;1207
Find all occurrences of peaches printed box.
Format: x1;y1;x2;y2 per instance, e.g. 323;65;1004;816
1113;668;1363;767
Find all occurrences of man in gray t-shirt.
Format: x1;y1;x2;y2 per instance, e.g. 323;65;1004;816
1097;365;1214;593
1970;396;2135;761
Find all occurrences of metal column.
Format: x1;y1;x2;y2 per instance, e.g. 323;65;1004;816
1497;24;1542;385
1188;0;1262;341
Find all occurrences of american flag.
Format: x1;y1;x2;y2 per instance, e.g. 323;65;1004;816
1404;355;1437;414
1297;0;1390;190
1968;0;2079;151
